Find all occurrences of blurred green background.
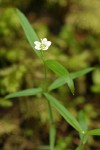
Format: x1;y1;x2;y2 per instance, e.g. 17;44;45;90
0;0;100;149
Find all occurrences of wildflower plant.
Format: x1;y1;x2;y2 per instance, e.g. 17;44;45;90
5;9;100;150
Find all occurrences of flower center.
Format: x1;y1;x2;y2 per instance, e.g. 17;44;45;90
40;44;46;50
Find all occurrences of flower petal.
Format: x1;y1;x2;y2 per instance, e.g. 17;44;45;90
34;41;41;46
47;41;51;47
41;38;47;44
35;45;41;50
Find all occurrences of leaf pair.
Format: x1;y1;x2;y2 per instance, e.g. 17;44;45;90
45;60;74;95
46;60;94;95
5;89;100;137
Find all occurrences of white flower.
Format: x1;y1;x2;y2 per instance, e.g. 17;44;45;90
34;38;51;50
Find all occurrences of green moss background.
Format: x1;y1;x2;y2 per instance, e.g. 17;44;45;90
0;0;100;149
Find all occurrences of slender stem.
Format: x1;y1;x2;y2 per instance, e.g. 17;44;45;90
40;50;55;150
44;61;47;91
77;136;84;150
48;101;55;150
48;101;54;123
40;50;47;91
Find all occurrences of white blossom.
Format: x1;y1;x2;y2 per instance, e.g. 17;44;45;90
34;38;51;50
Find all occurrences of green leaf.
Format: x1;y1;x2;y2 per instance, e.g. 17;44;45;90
71;67;94;80
45;60;74;94
44;93;82;132
78;111;88;131
78;111;88;144
5;88;42;99
16;9;42;58
48;67;94;92
86;129;100;136
46;60;68;76
48;76;69;91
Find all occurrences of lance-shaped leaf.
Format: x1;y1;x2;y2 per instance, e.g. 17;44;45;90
78;111;88;131
78;111;88;144
44;93;82;132
45;60;74;94
48;76;69;91
71;67;94;80
86;129;100;136
16;9;42;58
48;67;94;91
46;60;68;76
5;88;42;99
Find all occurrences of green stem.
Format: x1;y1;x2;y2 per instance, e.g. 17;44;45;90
41;50;56;150
48;101;54;123
76;140;84;150
40;50;47;91
76;137;84;150
48;101;55;150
